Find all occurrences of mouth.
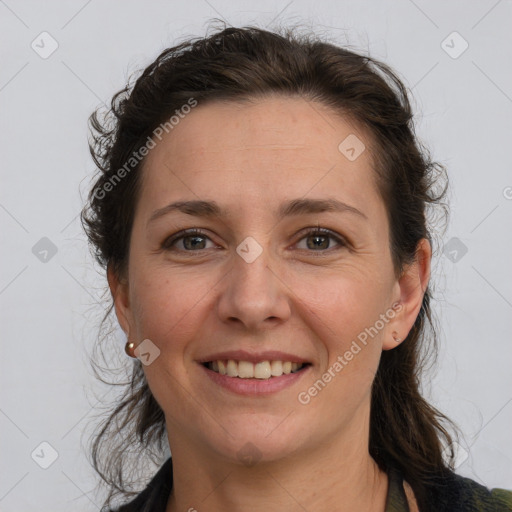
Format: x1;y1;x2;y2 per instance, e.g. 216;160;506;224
202;360;311;379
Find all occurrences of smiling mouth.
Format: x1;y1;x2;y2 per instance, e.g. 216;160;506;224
203;360;311;379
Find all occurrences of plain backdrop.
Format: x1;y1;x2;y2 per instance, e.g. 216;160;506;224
1;0;511;510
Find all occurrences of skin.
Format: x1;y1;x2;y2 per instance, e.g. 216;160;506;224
108;95;429;512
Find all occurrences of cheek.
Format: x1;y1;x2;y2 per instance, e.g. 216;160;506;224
295;270;389;375
128;264;220;354
295;278;386;425
298;265;391;332
128;268;214;412
132;271;193;340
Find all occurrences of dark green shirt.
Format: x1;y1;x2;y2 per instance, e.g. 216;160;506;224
113;457;512;511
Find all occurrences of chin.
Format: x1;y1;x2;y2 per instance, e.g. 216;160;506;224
204;414;306;466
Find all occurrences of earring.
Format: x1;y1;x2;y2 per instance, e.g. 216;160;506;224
392;331;402;343
125;341;136;358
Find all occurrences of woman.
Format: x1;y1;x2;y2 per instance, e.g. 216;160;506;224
81;23;512;512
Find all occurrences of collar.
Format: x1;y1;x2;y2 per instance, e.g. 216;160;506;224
385;466;410;512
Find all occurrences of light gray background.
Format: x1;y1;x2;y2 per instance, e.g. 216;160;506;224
1;0;511;510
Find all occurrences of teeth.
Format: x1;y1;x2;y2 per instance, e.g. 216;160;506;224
207;359;306;379
238;360;254;378
270;360;283;376
254;361;271;379
227;359;238;377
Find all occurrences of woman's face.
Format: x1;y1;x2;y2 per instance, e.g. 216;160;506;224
110;95;427;464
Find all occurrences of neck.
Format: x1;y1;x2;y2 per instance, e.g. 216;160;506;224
165;423;388;512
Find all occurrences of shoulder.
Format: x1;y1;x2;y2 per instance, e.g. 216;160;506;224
490;488;512;510
108;457;173;512
427;470;512;511
491;488;512;512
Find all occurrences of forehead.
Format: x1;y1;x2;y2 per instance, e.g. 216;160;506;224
138;95;384;221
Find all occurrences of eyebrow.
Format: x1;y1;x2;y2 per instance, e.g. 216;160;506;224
147;197;367;226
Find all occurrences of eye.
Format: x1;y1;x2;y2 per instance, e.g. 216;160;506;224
161;227;346;254
295;227;346;252
162;228;217;252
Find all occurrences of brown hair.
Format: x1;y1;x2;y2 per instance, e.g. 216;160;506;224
81;21;457;511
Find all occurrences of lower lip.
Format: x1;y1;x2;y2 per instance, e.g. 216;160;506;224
200;363;310;396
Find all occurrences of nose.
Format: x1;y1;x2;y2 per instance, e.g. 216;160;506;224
216;246;291;331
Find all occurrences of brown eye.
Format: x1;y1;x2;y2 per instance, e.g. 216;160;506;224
295;228;345;252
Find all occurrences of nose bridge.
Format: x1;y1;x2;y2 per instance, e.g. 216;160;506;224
235;242;273;292
217;238;290;329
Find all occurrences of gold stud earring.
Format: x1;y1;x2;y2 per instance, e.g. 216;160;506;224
125;341;136;358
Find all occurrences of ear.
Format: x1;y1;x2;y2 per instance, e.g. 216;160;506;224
107;263;132;337
383;238;431;350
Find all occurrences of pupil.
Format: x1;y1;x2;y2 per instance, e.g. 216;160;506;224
184;236;205;250
307;235;328;250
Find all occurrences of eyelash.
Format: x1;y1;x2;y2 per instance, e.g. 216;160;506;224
161;227;346;254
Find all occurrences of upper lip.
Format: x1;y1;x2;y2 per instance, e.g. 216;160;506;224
196;350;311;364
